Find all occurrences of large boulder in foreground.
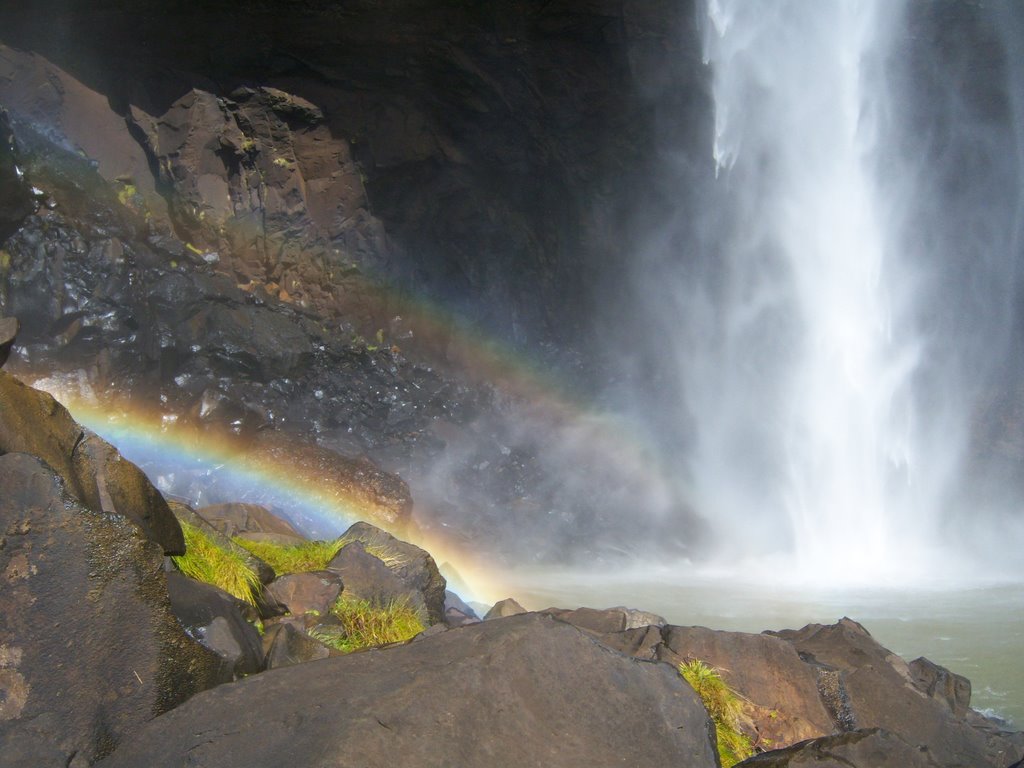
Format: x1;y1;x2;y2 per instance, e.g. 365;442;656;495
0;370;184;554
96;613;718;768
0;453;222;767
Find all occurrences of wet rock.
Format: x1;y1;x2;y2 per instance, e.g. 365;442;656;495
334;521;446;624
770;618;1021;768
165;572;264;681
0;108;34;242
264;571;343;618
327;541;426;620
0;371;184;554
0;316;18;368
544;605;666;634
263;622;331;670
909;656;972;717
484;597;527;619
737;728;936;768
194;502;302;539
95;614;719;768
0;453;222;766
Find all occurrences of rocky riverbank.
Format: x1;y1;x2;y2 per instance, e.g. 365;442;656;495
2;346;1023;767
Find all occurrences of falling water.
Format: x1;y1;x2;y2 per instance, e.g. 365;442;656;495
669;0;1024;583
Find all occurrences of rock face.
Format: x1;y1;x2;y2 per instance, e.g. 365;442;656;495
0;371;184;555
0;453;222;767
0;108;34;242
96;613;719;768
737;728;936;768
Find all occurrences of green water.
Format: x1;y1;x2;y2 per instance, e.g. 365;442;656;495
507;574;1024;727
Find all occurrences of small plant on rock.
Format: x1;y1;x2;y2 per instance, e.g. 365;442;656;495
678;659;754;767
309;596;424;654
172;521;261;606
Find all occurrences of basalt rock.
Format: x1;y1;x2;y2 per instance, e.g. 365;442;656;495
165;572;265;682
0;453;222;767
194;502;302;539
0;108;34;243
262;622;332;670
264;571;344;618
95;613;719;768
333;521;446;624
736;728;937;768
0;371;184;555
484;597;527;620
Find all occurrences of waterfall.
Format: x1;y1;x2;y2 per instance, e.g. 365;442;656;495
659;0;1024;583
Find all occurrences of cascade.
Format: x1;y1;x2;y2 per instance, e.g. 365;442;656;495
667;0;1024;583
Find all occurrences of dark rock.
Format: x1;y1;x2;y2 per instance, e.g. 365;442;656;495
194;502;302;539
334;521;446;625
736;728;936;768
909;656;972;717
0;371;184;554
0;316;17;368
95;614;719;768
0;108;34;242
0;453;222;766
771;618;1021;767
545;605;668;635
327;540;425;618
264;571;343;618
263;622;331;670
443;590;480;627
484;597;527;619
660;625;833;748
165;572;264;680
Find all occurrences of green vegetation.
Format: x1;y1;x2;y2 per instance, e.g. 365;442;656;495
678;659;754;767
309;596;425;653
172;521;261;606
232;537;345;575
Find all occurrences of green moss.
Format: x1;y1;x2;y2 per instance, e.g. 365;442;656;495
309;595;424;653
679;660;754;767
171;521;261;606
232;537;344;575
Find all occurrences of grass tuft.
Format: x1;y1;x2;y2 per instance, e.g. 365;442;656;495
679;659;754;767
232;537;344;575
172;521;261;605
309;596;425;653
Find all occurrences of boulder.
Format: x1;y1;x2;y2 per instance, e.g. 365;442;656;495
736;728;936;768
660;625;834;747
0;453;222;767
443;589;480;627
263;622;332;670
194;502;302;539
484;597;527;619
0;371;184;554
909;656;971;717
264;571;344;617
327;540;426;618
770;618;1022;767
165;572;265;681
96;613;719;768
333;522;446;624
545;605;667;634
0;317;18;368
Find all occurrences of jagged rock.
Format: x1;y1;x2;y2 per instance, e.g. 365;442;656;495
264;571;343;618
194;502;302;539
0;453;222;767
909;656;972;717
0;316;18;368
544;605;666;634
484;597;527;620
660;625;833;748
165;572;264;681
0;371;184;554
95;614;719;768
333;521;446;624
737;728;936;768
263;622;332;670
443;590;480;627
770;618;1022;768
0;107;34;242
